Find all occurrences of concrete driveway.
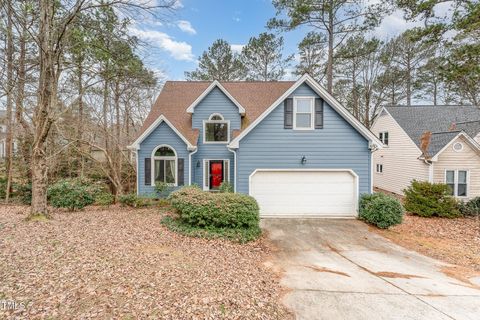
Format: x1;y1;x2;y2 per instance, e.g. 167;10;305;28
262;219;480;320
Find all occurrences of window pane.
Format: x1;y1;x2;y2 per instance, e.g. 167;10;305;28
154;160;164;182
296;114;311;128
155;146;175;157
210;115;222;120
384;132;389;145
165;160;175;183
296;99;311;113
205;123;228;142
458;184;467;196
458;171;467;184
446;171;455;184
447;184;455;195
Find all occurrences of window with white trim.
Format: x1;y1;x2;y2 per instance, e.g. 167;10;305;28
446;170;468;197
152;145;177;185
379;131;389;145
376;164;383;173
204;113;229;143
293;97;314;130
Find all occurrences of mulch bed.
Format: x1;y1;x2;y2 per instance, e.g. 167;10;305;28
0;205;292;319
373;214;480;271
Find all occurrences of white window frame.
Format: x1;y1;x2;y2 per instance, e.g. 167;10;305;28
293;97;315;130
444;169;469;197
151;144;178;187
203;113;230;144
376;164;383;173
203;159;230;191
379;131;389;146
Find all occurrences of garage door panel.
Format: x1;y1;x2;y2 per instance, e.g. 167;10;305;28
250;170;357;217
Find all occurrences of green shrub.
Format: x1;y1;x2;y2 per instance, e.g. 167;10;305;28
458;197;480;216
14;183;32;205
154;181;173;198
95;192;115;206
219;181;233;193
168;186;260;229
359;193;404;229
118;193;153;208
0;177;7;199
403;180;460;218
47;178;99;211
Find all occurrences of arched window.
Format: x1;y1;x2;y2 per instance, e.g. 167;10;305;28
204;113;229;143
152;145;177;185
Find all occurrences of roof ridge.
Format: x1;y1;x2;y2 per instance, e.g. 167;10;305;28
165;80;296;83
431;130;461;135
455;120;480;124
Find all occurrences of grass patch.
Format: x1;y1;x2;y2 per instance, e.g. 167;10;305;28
26;214;50;222
161;216;262;243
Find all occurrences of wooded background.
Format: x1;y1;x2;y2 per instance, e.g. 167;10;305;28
0;0;478;217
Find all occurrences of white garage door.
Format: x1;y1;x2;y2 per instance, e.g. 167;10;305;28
250;170;358;218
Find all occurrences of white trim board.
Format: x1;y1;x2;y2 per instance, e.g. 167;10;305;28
129;115;196;151
228;74;383;149
186;81;246;115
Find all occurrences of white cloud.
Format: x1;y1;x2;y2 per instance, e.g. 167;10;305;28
129;27;195;61
373;10;422;39
231;44;244;54
177;20;196;35
233;17;241;22
172;0;183;9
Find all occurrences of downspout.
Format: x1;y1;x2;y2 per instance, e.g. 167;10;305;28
227;147;237;193
188;148;198;185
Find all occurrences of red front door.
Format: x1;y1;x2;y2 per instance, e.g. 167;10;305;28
210;161;223;189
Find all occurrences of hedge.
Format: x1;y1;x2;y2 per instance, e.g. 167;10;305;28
359;193;404;229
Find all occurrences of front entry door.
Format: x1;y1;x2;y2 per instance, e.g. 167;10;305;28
209;161;224;190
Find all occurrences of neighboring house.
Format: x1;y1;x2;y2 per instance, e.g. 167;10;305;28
130;75;382;217
372;106;480;199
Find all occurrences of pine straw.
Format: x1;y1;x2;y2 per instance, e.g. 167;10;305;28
0;205;292;319
372;214;480;271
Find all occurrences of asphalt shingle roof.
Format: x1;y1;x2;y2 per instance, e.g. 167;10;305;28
385;106;480;156
137;81;295;145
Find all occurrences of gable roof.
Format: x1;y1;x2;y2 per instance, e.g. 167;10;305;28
186;81;246;114
384;106;480;157
132;81;294;148
228;74;383;148
132;75;382;150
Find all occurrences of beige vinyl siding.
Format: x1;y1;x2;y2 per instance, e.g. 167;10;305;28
372;110;429;195
474;133;480;144
432;136;480;199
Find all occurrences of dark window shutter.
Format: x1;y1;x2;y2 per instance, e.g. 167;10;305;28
284;98;293;129
144;158;151;186
177;158;185;186
315;98;324;129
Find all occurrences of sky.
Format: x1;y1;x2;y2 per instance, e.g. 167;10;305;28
129;0;428;81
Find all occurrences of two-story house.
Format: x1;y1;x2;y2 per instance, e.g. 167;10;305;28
372;106;480;199
130;75;382;217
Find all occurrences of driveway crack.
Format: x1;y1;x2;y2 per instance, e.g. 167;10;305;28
326;243;457;320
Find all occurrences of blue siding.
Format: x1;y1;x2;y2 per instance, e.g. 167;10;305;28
191;87;241;188
236;83;371;195
138;122;190;195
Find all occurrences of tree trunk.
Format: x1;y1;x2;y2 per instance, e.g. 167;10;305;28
406;52;412;106
31;0;56;217
5;0;14;202
77;60;84;176
326;6;334;93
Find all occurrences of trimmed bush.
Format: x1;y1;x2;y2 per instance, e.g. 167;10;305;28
168;186;259;229
95;192;115;206
47;178;100;211
458;197;480;216
359;193;404;229
403;180;460;218
219;181;233;193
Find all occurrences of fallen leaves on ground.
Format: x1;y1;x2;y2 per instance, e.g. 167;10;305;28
0;205;292;319
373;214;480;271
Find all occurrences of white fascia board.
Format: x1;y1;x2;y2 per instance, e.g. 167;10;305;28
186;80;246;115
228;74;383;149
129;115;196;151
431;131;480;161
